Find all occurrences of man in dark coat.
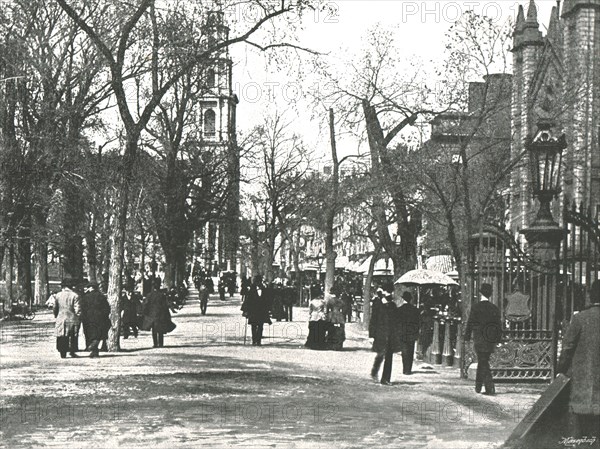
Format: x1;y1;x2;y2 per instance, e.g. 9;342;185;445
198;281;210;315
81;282;111;358
369;291;400;385
465;283;502;395
557;280;600;439
121;290;141;339
141;289;176;348
397;292;420;375
241;275;272;346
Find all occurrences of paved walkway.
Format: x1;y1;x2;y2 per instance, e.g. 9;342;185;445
0;291;547;448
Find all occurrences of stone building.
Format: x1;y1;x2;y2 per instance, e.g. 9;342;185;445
198;11;240;274
421;73;513;254
509;0;600;234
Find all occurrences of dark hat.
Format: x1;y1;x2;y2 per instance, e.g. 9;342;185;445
480;283;493;298
61;278;75;288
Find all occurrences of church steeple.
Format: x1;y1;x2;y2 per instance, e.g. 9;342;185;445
547;6;561;42
520;0;543;46
513;5;526;48
526;0;539;25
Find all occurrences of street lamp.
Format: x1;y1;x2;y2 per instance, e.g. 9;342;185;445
520;121;566;261
316;249;324;281
527;121;567;229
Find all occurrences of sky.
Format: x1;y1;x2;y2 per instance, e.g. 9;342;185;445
228;0;557;159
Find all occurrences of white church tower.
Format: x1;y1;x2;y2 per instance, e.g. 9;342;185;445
200;10;240;275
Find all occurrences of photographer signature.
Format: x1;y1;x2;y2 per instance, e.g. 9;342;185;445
559;436;598;447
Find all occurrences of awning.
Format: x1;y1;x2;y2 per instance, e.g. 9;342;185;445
425;255;455;273
356;256;394;274
335;255;350;269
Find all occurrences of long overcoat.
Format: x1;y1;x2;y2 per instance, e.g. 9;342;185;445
241;285;272;325
53;289;81;337
369;299;401;353
81;291;111;340
397;303;420;343
141;290;176;334
465;300;502;353
557;304;600;415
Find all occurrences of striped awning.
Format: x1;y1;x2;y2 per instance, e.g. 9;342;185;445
425;255;454;273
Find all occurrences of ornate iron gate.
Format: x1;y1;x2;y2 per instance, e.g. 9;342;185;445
462;201;599;381
463;226;558;380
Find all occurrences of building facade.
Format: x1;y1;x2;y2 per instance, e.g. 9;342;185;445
509;0;600;235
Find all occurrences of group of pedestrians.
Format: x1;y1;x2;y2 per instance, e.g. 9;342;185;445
369;290;420;384
304;293;347;350
51;278;177;357
52;279;110;358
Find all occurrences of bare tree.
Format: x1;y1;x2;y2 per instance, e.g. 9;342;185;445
243;112;312;281
56;0;316;350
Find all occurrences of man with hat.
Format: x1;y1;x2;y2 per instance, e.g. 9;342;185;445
465;283;502;395
369;290;401;385
397;292;420;375
81;282;111;357
557;280;600;440
53;278;82;358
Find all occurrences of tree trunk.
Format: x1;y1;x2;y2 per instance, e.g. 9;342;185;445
324;108;339;296
361;247;381;330
34;240;49;306
100;207;112;290
6;244;14;305
106;136;138;351
17;215;33;305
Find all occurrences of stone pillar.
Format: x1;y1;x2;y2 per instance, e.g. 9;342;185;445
431;320;442;365
443;320;454;366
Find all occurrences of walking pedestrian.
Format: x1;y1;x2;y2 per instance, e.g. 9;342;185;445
121;289;141;339
305;295;328;349
81;282;110;358
199;280;209;315
557;280;600;440
53;279;82;358
240;275;250;302
397;292;420;375
141;289;176;348
325;293;345;350
241;275;272;346
370;291;400;385
465;283;502;395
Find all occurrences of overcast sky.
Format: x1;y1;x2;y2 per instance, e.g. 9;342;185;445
230;0;557;159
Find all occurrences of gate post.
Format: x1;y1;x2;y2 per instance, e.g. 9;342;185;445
520;122;567;378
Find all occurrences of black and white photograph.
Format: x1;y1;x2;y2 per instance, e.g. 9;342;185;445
0;0;598;447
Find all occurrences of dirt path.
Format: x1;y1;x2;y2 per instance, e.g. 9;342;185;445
0;293;546;448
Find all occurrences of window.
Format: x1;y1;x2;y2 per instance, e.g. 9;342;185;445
204;109;216;137
206;68;215;88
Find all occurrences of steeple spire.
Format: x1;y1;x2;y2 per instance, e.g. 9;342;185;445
513;5;526;48
547;6;560;41
516;5;526;29
526;0;539;25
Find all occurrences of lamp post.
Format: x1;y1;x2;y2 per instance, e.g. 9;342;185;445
316;249;324;284
520;121;566;378
520;121;567;264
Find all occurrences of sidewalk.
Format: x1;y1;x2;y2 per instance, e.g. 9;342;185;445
0;292;547;449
